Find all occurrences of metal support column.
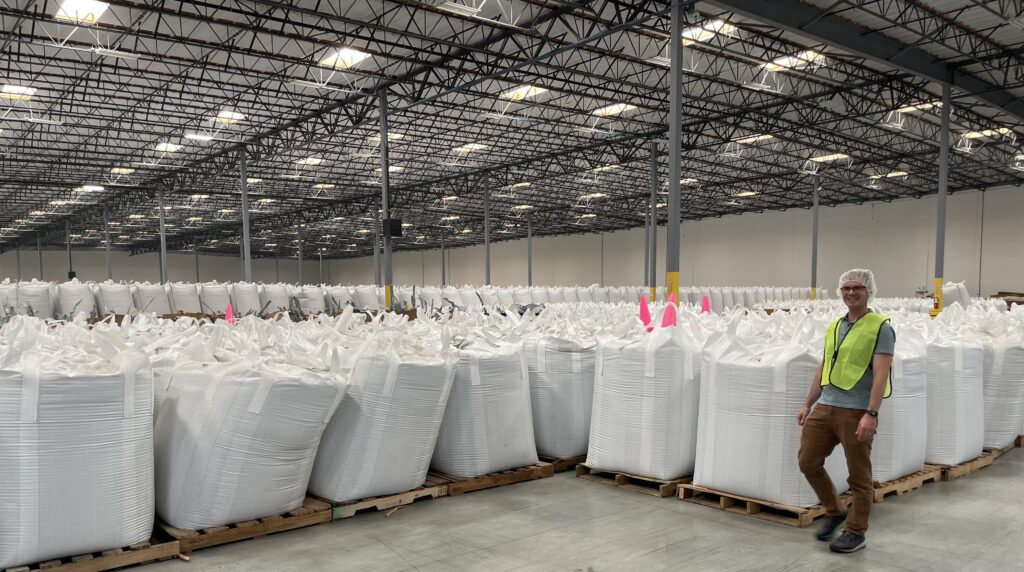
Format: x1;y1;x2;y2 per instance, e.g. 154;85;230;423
440;233;446;287
527;218;533;286
16;246;21;282
811;175;820;300
239;146;252;282
648;140;659;301
484;178;491;286
665;0;685;303
379;90;394;310
36;236;43;280
319;250;324;284
194;246;200;282
65;221;73;279
158;189;168;283
104;208;112;279
373;205;381;287
275;258;280;282
934;82;951;315
297;231;304;285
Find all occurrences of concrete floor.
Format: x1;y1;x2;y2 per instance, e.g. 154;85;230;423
149;449;1023;572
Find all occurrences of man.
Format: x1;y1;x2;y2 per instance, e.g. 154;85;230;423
796;269;894;554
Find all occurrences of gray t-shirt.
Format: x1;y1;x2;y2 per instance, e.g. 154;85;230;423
818;313;895;410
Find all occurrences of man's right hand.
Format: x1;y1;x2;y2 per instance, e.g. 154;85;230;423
796;404;810;426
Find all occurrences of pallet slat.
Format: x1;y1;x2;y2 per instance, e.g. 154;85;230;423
431;463;555;496
931;450;997;481
984;444;1015;462
6;540;179;572
576;465;691;498
539;455;587;474
872;465;943;502
328;479;449;520
678;483;853;528
158;497;332;554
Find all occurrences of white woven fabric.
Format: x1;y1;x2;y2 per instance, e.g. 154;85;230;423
56;279;95;318
310;333;453;503
525;336;595;459
513;287;533;305
924;336;985;465
353;285;379;311
694;324;850;507
0;319;154;569
432;340;538;477
297;286;327;314
96;281;133;315
198;282;231;315
442;286;465;307
169;283;201;314
15;281;54;318
230;283;262;316
259;284;292;314
587;325;700;481
133;283;171;315
155;356;344;529
872;321;928;483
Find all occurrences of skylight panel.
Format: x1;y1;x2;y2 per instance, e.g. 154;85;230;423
592;103;637;117
319;47;371;69
53;0;109;25
0;85;36;100
500;85;548;101
809;152;849;162
764;49;824;72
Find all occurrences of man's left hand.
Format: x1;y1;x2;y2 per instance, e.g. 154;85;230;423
856;414;878;442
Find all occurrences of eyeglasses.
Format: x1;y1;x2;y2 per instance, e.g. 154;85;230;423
840;286;867;294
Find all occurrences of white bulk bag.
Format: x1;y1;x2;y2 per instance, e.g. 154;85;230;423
198;282;231;315
530;287;548;305
871;324;928;483
721;288;735;309
0;327;154;569
0;280;15;309
941;282;969;309
981;332;1024;449
133;283;171;315
169;283;201;314
230;283;262;316
442;286;465;308
694;328;849;507
561;287;579;303
354;285;379;311
460;287;483;309
593;287;610;303
96;281;133;316
298;285;327;314
606;287;624;304
155;359;344;529
925;337;984;465
16;281;54;318
309;336;454;503
587;325;700;480
546;287;565;304
432;341;539;477
419;286;443;309
709;289;724;313
497;289;516;307
259;284;291;314
577;287;595;303
57;279;95;318
325;286;355;311
513;287;533;305
476;288;499;307
525;336;595;459
743;289;757;308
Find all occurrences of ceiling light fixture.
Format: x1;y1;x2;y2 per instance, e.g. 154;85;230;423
682;19;737;46
591;102;637;117
154;142;182;153
0;85;36;100
809;152;849;163
500;85;548;100
214;109;245;124
734;191;758;197
764;49;825;72
319;47;371;69
295;157;322;165
110;167;134;175
53;0;109;25
452;143;487;153
733;134;774;144
962;127;1012;139
184;133;215;142
897;101;941;114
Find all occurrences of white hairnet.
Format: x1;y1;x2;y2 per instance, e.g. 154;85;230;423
837;268;877;298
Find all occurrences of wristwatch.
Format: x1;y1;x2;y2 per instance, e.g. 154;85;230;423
866;410;879;418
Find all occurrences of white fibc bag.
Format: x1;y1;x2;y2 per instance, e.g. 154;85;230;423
155;351;344;529
977;314;1024;449
259;284;291;314
56;278;96;318
133;283;171;315
694;322;849;507
442;286;465;308
353;285;379;312
96;281;133;316
296;285;327;314
15;280;54;318
460;287;482;309
432;339;539;477
198;282;231;315
169;283;201;314
925;333;985;465
0;319;154;569
587;322;701;480
513;287;532;305
323;286;354;311
525;335;595;459
230;283;262;316
310;331;454;503
497;289;516;307
871;321;928;483
546;287;565;304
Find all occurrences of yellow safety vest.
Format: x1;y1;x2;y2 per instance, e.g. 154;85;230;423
821;312;892;398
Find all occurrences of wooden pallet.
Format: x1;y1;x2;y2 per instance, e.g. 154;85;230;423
157;497;332;555
985;444;1016;462
328;475;449;520
575;465;691;498
1015;435;1023;448
872;465;942;502
5;539;180;572
539;455;587;473
678;483;853;528
431;462;554;496
930;450;997;482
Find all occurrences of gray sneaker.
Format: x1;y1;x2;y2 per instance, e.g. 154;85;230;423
815;511;847;541
829;530;867;553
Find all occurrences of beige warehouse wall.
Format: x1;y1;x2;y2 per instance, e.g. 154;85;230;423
2;185;1019;297
328;185;1023;298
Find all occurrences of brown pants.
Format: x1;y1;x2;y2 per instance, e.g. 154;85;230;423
798;404;873;536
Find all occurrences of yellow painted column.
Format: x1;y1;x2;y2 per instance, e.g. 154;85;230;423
666;272;680;304
930;277;943;318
